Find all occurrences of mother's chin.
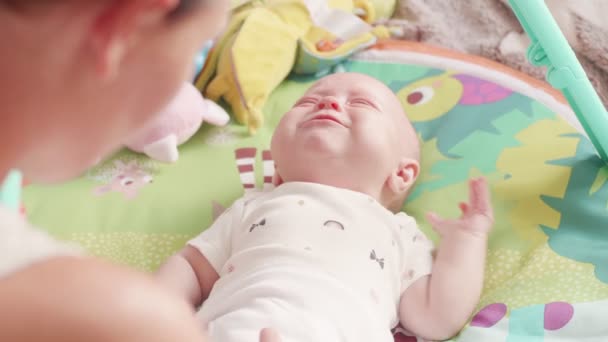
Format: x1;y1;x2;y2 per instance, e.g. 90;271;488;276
16;144;114;185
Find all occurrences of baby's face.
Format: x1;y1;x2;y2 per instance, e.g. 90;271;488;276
271;73;417;193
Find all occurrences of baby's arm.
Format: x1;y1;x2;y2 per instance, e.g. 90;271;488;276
156;246;219;307
399;178;493;341
156;201;241;307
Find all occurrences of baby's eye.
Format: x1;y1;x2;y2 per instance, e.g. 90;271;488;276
349;98;377;108
294;97;317;107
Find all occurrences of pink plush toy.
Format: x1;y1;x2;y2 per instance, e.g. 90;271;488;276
124;82;230;163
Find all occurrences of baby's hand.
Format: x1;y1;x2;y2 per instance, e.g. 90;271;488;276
426;177;494;238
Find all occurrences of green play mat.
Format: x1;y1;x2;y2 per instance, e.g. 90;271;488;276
24;42;608;341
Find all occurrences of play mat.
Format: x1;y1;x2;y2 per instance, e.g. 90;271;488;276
24;40;608;341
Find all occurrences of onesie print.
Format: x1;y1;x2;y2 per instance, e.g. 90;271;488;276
323;220;345;230
370;249;385;270
412;233;426;243
249;218;267;232
369;288;380;304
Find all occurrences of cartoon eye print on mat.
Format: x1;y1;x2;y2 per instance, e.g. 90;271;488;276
397;73;462;121
118;174;152;187
91;160;155;200
119;177;134;187
397;72;512;122
370;249;385;270
249;218;267;232
323;220;345;230
404;86;435;106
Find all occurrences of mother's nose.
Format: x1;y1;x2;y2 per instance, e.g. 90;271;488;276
317;97;341;111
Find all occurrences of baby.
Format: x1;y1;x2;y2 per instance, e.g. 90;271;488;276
157;72;494;342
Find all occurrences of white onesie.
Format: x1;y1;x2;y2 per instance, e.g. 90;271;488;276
189;182;434;342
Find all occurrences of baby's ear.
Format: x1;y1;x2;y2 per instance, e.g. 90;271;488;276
387;158;419;195
88;0;179;80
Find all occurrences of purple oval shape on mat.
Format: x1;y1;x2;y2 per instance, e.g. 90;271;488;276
544;302;574;331
454;74;512;105
470;303;507;328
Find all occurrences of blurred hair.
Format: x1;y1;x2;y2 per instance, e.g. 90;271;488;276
2;0;208;19
168;0;202;18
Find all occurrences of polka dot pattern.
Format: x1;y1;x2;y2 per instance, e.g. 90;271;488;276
69;232;190;272
479;245;608;310
204;127;238;146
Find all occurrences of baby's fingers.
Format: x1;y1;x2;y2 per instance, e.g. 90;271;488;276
469;177;493;219
426;212;454;236
426;212;445;227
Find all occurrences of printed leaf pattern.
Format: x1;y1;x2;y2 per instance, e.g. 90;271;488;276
541;135;608;283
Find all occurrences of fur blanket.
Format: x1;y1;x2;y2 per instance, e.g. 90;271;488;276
384;0;608;107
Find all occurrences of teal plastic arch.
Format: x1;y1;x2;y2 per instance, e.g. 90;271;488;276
508;0;608;163
0;170;22;213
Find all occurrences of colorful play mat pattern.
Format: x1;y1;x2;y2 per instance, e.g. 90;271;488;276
24;42;608;341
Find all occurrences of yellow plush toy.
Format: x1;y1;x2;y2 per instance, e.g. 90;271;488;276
195;0;389;134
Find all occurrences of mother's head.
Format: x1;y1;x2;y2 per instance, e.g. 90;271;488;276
0;0;228;182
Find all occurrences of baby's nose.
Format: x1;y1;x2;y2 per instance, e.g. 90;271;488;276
317;97;341;111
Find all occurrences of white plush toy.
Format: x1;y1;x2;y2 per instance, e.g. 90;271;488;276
124;82;230;163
